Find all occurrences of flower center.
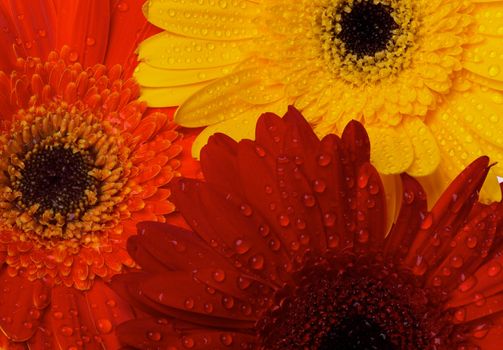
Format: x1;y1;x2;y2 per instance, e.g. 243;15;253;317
0;105;132;243
257;256;450;349
320;0;417;84
337;1;398;58
16;145;97;219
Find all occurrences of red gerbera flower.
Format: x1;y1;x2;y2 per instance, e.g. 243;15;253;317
0;1;194;348
114;107;503;349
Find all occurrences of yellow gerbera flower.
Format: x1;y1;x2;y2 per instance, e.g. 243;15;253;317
136;0;503;202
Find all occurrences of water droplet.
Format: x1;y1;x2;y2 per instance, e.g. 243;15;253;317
255;146;266;157
106;299;117;308
487;261;501;277
458;276;477;292
212;269;226;283
278;214;290;227
327;234;339;248
358;173;369;188
450;256;463;268
68;51;79;62
317;154;332;167
53;311;64;319
302;194;316;207
117;1;129;11
234;239;251;254
412;255;427;276
60;326;74;337
259;224;270;237
86;37;96;46
250;255;264;270
220;333;233;346
313;179;326;193
183;336;195;348
454;308;466;322
184;298;195;310
23;321;32;329
465;236;478;249
37;29;46;37
240;204;252;216
488;65;500;77
222;296;235;309
97;318;112;334
268;238;281;251
420;213;433;230
237;276;251;290
147;331;162;341
403;190;415;204
323;212;336;227
204;303;214;313
357;229;369;243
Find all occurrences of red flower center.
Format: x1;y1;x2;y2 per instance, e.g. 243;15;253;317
257;255;451;349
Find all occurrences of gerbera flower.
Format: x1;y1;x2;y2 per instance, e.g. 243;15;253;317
114;107;503;349
136;0;503;202
0;1;187;348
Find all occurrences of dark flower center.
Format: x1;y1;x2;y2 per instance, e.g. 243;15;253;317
16;145;97;217
258;256;451;349
337;1;398;58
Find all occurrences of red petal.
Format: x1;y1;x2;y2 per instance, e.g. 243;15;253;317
56;0;110;67
403;157;491;275
117;317;257;350
48;281;134;349
384;174;428;261
105;0;161;75
0;272;51;342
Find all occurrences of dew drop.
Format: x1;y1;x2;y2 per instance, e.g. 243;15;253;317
237;276;251;290
184;298;195;310
183;336;195;348
487;261;501;277
357;229;369;243
240;204;252;216
259;224;270;237
220;333;233;346
234;239;251;254
302;194;316;207
106;299;117;308
313;179;326;193
86;37;96;46
222;296;235;309
420;213;433;230
403;190;415;204
458;276;477;292
488;65;500;77
60;326;74;337
317;154;332;167
68;51;79;62
97;318;112;334
450;256;463;268
117;1;129;11
212;269;226;283
465;236;478;249
250;255;264;270
147;331;162;341
255;145;266;157
53;311;64;319
327;234;339;248
323;212;336;227
278;214;290;227
204;303;214;313
454;308;466;322
357;172;369;188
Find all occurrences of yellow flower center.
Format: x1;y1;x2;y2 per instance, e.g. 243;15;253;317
0;104;132;246
320;0;417;84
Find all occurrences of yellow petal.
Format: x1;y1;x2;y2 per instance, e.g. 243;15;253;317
463;35;503;82
449;86;503;148
191;101;288;157
473;1;503;36
366;125;414;175
176;65;286;127
144;0;260;40
380;174;402;233
135;62;237;87
427;97;502;202
140;82;211;107
138;32;249;70
399;117;440;176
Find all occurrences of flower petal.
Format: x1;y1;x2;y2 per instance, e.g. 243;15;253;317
0;272;51;342
366;124;414;174
144;0;261;40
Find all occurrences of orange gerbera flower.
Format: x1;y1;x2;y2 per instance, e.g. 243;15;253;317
0;1;191;348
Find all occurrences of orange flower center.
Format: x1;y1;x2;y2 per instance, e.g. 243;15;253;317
0;104;132;246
